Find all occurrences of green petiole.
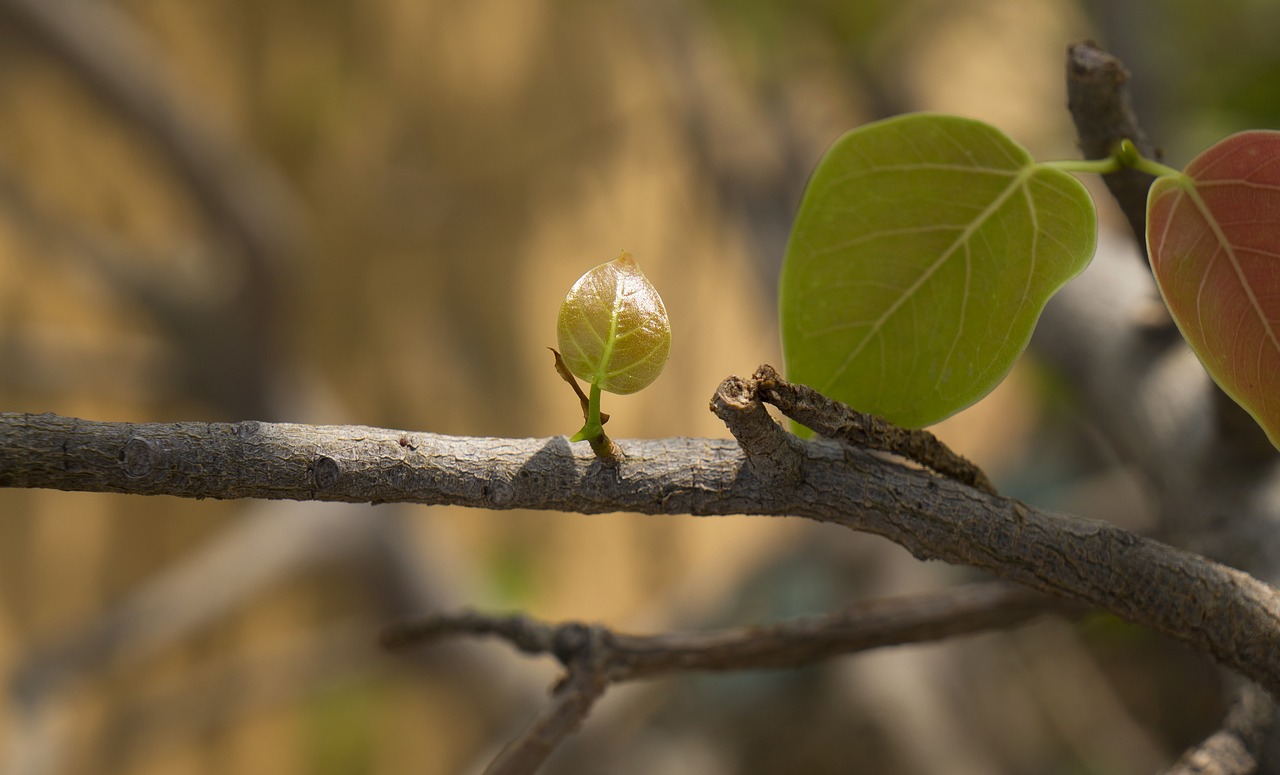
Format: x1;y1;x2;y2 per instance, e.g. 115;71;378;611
1042;139;1184;179
570;382;604;443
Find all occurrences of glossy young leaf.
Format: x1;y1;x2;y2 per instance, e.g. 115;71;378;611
1147;130;1280;449
557;251;670;395
779;113;1097;428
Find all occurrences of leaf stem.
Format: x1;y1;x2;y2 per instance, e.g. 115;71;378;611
1114;138;1184;178
571;383;618;460
1042;139;1183;179
1041;157;1124;175
570;383;604;444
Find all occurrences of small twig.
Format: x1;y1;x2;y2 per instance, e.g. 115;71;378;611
383;582;1071;675
384;617;611;774
749;364;997;495
1163;683;1277;775
549;349;619;462
483;629;610;775
548;349;609;426
384;584;1070;773
382;611;557;655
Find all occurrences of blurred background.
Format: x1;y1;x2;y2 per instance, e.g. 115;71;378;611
1;0;1278;772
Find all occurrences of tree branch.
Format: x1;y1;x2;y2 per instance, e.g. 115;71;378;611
382;582;1070;677
1066;41;1159;254
482;628;610;775
1065;39;1280;466
4;369;1280;701
385;583;1069;773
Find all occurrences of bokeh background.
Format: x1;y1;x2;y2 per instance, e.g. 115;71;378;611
1;0;1278;772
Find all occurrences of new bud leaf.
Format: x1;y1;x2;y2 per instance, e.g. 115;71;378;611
557;251;670;395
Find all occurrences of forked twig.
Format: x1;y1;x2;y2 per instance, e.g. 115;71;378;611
384;583;1071;772
748;364;997;495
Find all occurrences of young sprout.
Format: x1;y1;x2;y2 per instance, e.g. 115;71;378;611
555;251;671;454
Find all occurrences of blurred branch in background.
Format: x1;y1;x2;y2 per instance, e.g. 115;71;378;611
3;501;547;775
384;583;1069;775
0;0;306;418
0;1;549;773
0;0;304;263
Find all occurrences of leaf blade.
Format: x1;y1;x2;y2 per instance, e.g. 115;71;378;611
557;251;671;395
1147;130;1280;448
780;113;1097;428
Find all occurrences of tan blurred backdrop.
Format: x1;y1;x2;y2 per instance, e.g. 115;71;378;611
1;0;1267;772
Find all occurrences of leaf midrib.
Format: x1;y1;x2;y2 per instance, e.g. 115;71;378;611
593;270;626;385
817;164;1037;392
1181;177;1280;365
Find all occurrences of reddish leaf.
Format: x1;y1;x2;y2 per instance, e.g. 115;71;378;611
1148;130;1280;447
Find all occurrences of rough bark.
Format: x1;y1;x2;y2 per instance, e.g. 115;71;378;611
4;391;1280;701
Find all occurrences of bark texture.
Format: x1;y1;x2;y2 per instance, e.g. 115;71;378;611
4;395;1280;701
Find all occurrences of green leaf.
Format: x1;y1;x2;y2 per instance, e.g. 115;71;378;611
1147;130;1280;449
779;113;1097;428
557;251;671;395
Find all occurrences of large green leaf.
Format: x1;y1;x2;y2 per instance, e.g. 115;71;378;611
779;113;1097;428
1147;130;1280;449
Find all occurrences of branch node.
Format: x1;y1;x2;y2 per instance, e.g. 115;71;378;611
551;622;594;665
119;436;158;478
585;434;621;464
311;455;340;490
710;373;804;485
485;476;516;508
751;364;997;495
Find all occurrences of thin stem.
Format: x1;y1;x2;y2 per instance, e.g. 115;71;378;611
587;383;601;431
1042;139;1183;180
570;383;604;443
1066;42;1156;251
1041;157;1124;175
1114;139;1183;178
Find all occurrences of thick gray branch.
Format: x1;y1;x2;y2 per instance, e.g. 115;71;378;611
3;408;1280;700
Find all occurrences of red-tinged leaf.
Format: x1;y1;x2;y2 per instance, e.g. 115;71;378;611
1147;130;1280;448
